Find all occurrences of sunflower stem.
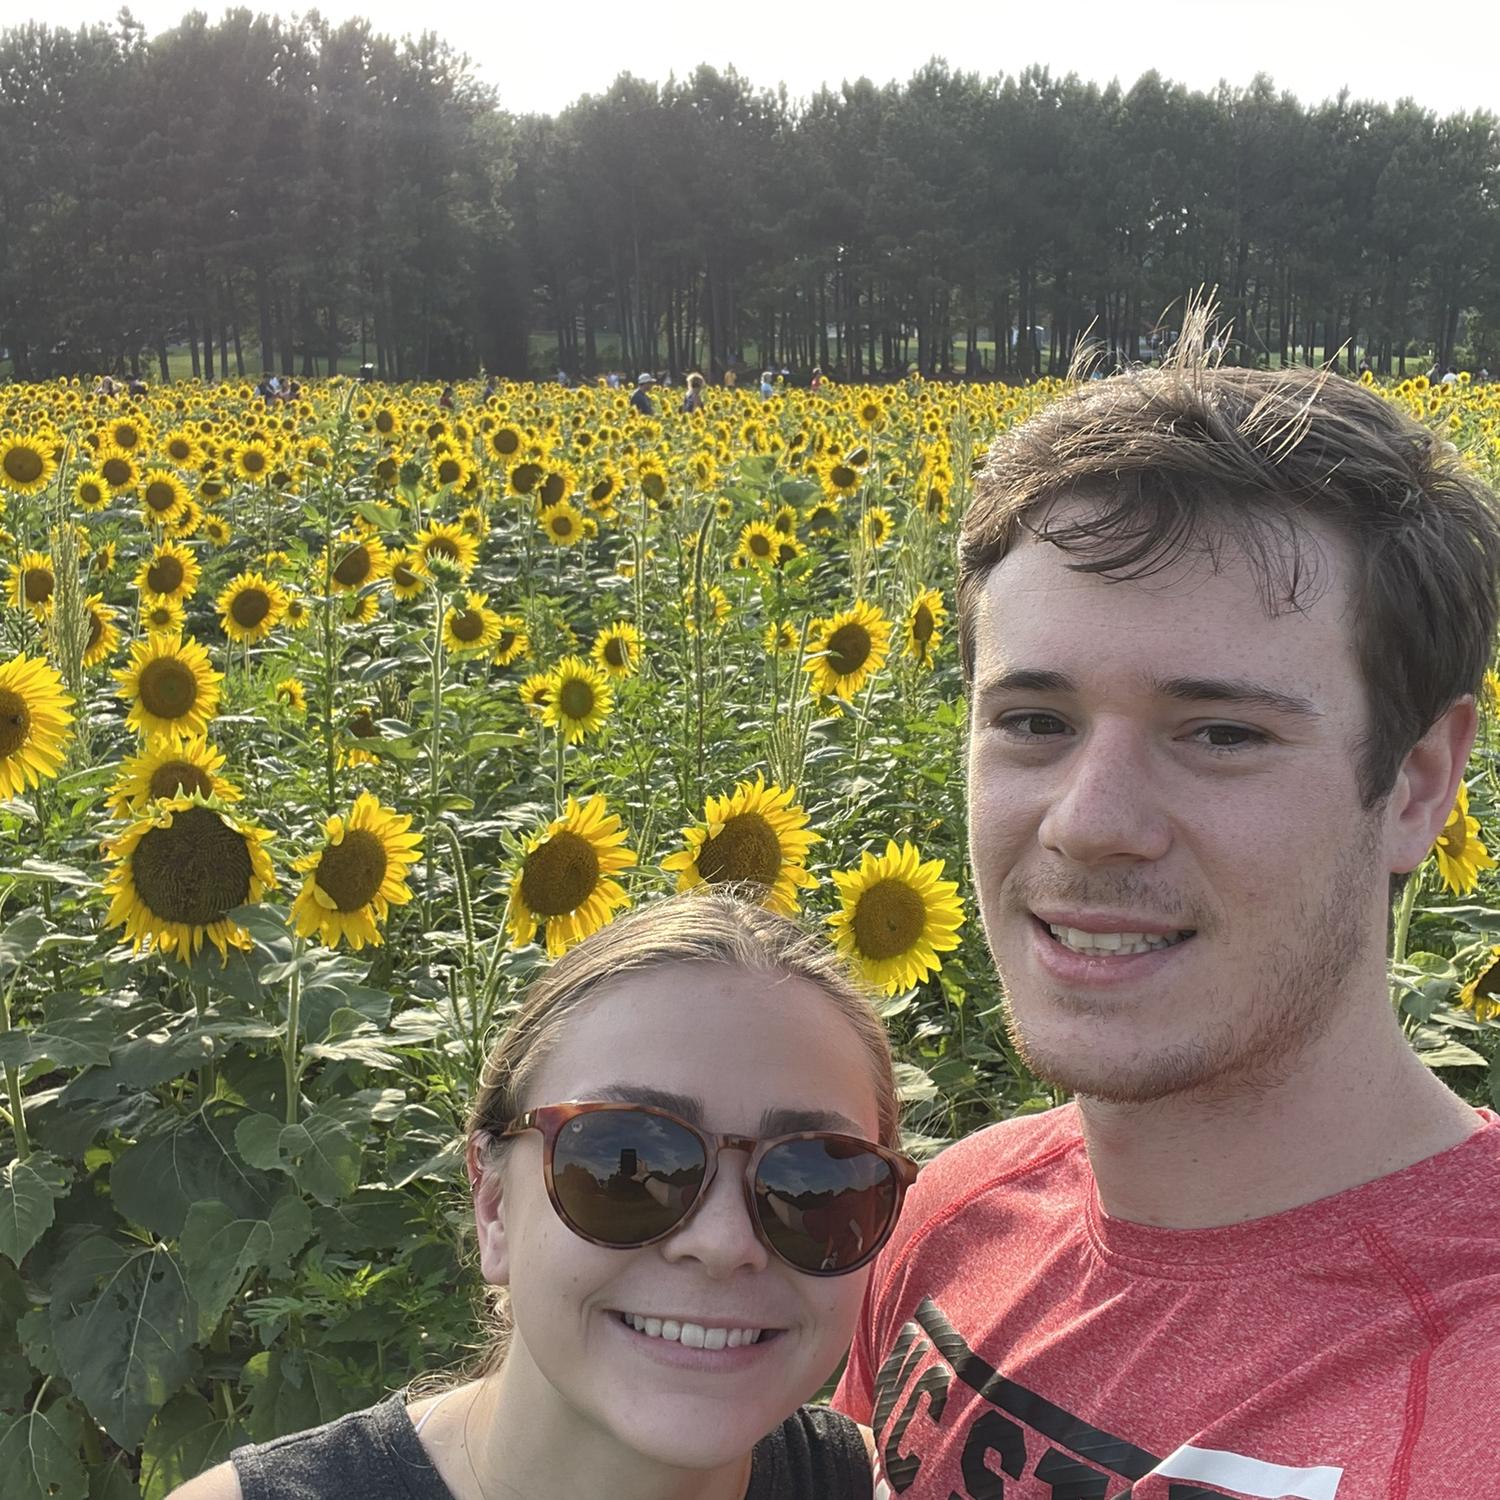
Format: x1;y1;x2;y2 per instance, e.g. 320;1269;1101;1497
690;505;715;804
436;821;480;1061
1390;868;1423;1007
283;934;306;1127
425;586;447;924
0;975;31;1162
191;981;216;1102
554;722;567;818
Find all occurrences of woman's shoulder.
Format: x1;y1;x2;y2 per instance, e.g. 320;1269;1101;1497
164;1461;243;1500
747;1403;873;1499
166;1393;449;1500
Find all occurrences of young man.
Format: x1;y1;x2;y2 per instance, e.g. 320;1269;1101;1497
835;327;1500;1499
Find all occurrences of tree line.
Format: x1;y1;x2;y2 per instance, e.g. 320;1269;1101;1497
2;12;1496;383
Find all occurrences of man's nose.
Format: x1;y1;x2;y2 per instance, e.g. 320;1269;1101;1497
1037;720;1171;865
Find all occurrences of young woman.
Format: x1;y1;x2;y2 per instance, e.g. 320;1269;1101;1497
170;889;917;1500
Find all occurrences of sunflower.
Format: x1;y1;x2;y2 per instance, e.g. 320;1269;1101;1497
9;552;55;621
97;448;139;495
828;840;964;995
74;470;111;513
135;540;200;603
736;521;779;571
0;434;56;496
763;619;802;656
459;504;490;540
81;594;122;668
538;499;586;548
855;396;886;429
103;795;276;962
443;591;504;656
770;503;798;536
217;570;288;645
491;615;529;668
233;440;274;482
106;736;240;818
413;520;479;580
115;634;222;741
681;583;731;634
488;423;524;461
903;587;946;668
329;531;390;593
519;671;554;713
138;469;192;529
274;677;307;713
429;450;473;492
635;459;670;508
202;515;232;547
542;656;613;744
142;596;185;637
106;416;149;453
507;794;636;956
159;428;201;468
342;591;381;626
804;601;892;703
804;496;844;537
1458;946;1500;1024
591;622;641;679
282;592;312;630
375;548;422;603
0;654;74;799
861;506;894;549
90;540;118;579
1433;783;1495;895
819;458;863;502
291;792;423;950
662;775;819;916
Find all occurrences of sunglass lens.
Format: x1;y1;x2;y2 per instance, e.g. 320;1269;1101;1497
551;1109;707;1245
755;1139;900;1273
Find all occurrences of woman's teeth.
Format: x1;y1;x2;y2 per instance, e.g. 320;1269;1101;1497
620;1312;764;1348
1048;924;1190;955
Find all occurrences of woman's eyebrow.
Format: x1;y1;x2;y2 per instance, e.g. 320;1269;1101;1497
590;1084;704;1119
759;1106;866;1137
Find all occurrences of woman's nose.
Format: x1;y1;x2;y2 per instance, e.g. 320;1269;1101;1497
658;1152;769;1277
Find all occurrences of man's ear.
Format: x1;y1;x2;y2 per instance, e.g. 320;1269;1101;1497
467;1135;510;1286
1387;697;1478;874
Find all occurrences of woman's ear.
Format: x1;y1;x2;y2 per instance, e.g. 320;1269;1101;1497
467;1134;510;1285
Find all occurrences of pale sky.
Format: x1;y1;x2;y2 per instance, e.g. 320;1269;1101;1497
16;0;1500;118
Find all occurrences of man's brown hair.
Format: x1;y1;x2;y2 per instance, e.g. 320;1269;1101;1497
957;313;1500;807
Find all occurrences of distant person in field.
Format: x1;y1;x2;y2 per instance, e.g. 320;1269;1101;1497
629;372;656;417
834;307;1500;1497
723;366;738;389
681;371;706;413
759;370;775;399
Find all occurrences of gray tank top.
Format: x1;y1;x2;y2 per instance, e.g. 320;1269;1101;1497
230;1391;871;1499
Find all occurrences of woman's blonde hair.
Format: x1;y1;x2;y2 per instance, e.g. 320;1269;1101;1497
417;887;900;1393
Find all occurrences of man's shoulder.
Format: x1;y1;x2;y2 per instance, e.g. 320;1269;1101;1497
890;1102;1087;1257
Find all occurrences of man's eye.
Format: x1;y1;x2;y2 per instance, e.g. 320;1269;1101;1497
1195;724;1264;750
1000;712;1069;739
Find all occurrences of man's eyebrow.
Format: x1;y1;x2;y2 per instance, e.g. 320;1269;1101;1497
973;667;1320;720
1150;675;1322;718
973;667;1075;700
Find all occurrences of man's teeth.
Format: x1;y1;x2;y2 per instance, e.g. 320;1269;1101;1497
621;1312;763;1348
1048;924;1189;955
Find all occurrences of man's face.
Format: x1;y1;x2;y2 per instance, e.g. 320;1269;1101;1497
966;509;1390;1104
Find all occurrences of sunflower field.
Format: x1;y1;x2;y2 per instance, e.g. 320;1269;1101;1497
0;369;1497;1495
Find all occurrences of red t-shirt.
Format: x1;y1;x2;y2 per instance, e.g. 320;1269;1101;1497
834;1103;1500;1499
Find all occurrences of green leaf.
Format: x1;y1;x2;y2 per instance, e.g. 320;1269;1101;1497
311;1189;424;1253
0;859;98;890
0;1398;87;1500
50;1237;196;1449
178;1202;275;1341
265;1194;314;1276
111;1112;274;1239
0;1004;115;1072
234;1112;362;1206
140;1389;243;1497
1416;1039;1487;1069
0;1153;70;1266
0;912;48;973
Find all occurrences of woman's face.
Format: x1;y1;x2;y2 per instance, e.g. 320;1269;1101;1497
472;961;885;1470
